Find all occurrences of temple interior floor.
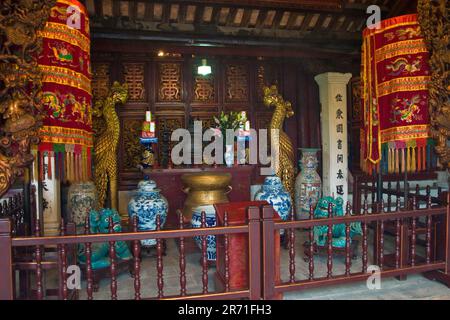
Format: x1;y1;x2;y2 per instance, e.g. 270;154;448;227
34;229;450;300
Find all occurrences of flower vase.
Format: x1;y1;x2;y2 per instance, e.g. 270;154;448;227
295;148;322;220
224;144;234;167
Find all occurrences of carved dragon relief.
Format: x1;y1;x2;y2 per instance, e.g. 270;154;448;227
0;0;56;197
418;0;450;169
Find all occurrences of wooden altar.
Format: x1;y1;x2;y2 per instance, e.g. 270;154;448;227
142;165;256;226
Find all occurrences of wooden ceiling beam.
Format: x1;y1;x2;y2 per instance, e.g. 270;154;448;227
92;37;359;59
194;5;205;24
128;1;136;20
240;8;253;27
255;9;268;28
138;0;344;12
178;4;187;24
112;0;121;17
285;11;299;29
299;13;314;31
271;10;285;29
226;7;238;26
144;2;154;20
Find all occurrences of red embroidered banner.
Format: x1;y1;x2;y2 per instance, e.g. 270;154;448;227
361;14;432;174
36;0;92;182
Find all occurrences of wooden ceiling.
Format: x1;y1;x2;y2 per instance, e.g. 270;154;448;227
83;0;418;56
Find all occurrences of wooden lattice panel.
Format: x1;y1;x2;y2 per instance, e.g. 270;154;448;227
92;63;110;99
193;74;215;103
122;62;146;102
225;64;249;102
158;63;182;102
122;118;145;171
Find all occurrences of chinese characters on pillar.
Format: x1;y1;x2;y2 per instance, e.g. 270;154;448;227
335;94;345;197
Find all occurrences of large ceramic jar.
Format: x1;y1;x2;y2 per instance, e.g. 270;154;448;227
295;148;322;220
191;205;217;262
181;172;231;221
254;176;292;222
67;181;97;233
128;179;168;247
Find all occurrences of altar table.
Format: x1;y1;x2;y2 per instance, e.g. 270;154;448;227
142;165;256;226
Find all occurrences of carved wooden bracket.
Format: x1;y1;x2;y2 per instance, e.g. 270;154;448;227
0;0;56;197
418;0;450;169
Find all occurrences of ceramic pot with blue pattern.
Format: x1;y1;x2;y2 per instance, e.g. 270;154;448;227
191;205;217;262
254;176;292;222
128;179;168;246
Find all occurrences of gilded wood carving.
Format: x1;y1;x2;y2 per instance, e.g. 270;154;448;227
418;0;450;168
157;117;184;164
158;63;181;102
263;85;296;196
92;63;110;100
0;0;56;197
123;62;146;102
225;64;249;102
122;119;145;170
193;74;215;103
93;82;128;209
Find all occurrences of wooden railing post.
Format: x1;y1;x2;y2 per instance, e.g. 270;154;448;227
247;206;261;300
261;205;276;300
445;192;450;275
0;218;13;300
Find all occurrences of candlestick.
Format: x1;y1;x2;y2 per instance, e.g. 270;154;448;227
146;111;152;122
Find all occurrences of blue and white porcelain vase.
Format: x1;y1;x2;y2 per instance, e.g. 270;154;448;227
254;176;292;222
128;179;168;246
295;148;322;220
191;205;217;262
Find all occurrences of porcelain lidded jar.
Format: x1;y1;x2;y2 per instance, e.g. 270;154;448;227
191;205;217;262
128;179;168;247
67;181;97;233
295;148;322;220
254;176;292;222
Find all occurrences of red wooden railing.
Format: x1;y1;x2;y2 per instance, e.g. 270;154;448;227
261;191;450;299
0;208;262;300
0;189;449;300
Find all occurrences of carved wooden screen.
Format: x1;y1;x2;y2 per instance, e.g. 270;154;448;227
122;62;146;102
92;63;111;100
90;52;305;190
225;63;249;103
157;62;182;102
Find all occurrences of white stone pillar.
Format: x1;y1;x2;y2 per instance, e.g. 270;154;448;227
315;73;352;205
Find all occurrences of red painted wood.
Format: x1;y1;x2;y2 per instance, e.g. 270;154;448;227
178;211;187;296
34;221;43;300
59;220;68;300
309;205;314;280
156;215;164;298
362;200;368;273
84;216;94;300
345;203;351;276
201;211;208;294
214;201;281;293
223;212;230;292
132;216;141;300
327;202;333;278
289;212;296;283
109;217;118;300
142;166;255;226
0;219;13;300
